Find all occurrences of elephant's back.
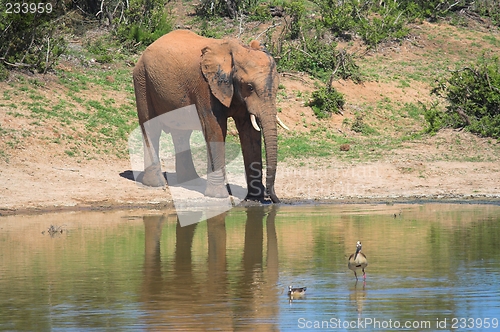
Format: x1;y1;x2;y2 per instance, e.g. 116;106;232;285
145;30;211;58
134;30;213;111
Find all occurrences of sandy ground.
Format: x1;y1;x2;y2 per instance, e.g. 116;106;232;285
1;147;499;216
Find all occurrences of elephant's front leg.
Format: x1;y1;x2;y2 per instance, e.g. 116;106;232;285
234;115;266;201
204;117;229;198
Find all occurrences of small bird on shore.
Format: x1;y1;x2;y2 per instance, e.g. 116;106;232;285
288;285;307;298
348;241;368;281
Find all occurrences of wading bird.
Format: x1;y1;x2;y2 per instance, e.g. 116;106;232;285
288;285;307;298
348;241;368;281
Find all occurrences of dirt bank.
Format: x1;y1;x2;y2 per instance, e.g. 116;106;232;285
1;140;499;216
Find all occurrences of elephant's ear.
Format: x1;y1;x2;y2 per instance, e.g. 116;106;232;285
201;42;234;108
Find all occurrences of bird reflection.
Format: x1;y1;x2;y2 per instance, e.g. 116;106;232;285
349;279;366;317
140;206;280;331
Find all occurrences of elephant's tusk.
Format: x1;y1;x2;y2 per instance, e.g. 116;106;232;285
250;114;261;132
276;115;290;131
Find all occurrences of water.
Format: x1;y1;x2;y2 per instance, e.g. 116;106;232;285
1;203;499;331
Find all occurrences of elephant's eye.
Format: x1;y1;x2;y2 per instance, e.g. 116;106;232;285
247;84;254;92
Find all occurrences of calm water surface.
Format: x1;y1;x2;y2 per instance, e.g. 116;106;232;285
1;203;499;331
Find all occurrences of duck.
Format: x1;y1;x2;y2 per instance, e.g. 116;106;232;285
348;241;368;280
288;285;307;298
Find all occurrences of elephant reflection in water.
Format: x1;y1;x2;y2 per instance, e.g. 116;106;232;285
140;207;280;330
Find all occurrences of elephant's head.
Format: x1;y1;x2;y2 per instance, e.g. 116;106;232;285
201;38;280;203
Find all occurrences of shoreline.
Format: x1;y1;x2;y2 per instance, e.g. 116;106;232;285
1;156;499;217
2;194;499;217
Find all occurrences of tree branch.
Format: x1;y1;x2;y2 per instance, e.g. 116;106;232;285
255;22;281;40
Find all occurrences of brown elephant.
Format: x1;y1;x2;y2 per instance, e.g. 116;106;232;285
133;29;283;203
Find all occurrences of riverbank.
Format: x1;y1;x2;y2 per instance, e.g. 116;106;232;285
1;148;499;216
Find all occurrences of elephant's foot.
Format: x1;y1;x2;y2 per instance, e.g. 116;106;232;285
245;187;280;203
245;181;266;202
245;193;265;202
266;187;281;203
142;164;166;187
205;183;229;198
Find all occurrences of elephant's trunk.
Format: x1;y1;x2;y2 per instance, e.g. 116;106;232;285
260;114;280;203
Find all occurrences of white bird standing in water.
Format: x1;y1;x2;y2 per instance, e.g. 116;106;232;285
348;241;368;281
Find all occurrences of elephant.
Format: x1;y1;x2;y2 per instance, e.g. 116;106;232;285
133;29;284;203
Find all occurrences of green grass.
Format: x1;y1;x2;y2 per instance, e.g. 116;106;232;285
277;125;437;164
0;149;8;162
1;17;499;166
1;64;139;160
279;133;336;161
483;35;500;47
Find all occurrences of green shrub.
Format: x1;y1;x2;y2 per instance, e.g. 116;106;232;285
313;0;410;45
313;0;357;36
0;0;67;73
351;113;377;135
85;38;116;63
307;86;345;118
398;0;500;24
197;18;227;39
273;35;361;82
357;2;410;47
249;3;272;21
274;37;335;80
115;0;173;48
0;63;8;81
430;54;500;138
421;101;448;135
196;0;260;18
283;0;306;39
473;0;500;26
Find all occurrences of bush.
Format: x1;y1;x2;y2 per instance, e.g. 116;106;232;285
0;0;67;73
313;0;357;36
313;0;410;46
84;37;116;63
307;86;345;118
283;0;307;39
276;37;337;80
473;0;500;26
430;54;500;138
196;0;260;18
421;101;448;135
248;3;273;21
351;112;377;135
357;2;410;47
0;63;8;81
115;0;173;48
197;18;228;39
273;35;361;82
397;0;500;24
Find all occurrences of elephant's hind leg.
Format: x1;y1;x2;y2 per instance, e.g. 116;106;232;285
171;129;201;184
141;121;167;187
134;66;166;187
